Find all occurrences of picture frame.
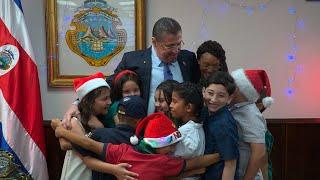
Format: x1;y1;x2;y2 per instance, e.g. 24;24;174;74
46;0;145;87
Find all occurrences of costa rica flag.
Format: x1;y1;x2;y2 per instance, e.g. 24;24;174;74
0;0;48;179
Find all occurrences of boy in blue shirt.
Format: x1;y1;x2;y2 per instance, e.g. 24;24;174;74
202;71;239;180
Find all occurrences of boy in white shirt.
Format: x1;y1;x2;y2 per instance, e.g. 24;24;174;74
230;69;273;180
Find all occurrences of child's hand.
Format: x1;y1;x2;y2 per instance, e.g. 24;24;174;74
182;168;206;177
51;119;62;130
62;104;80;130
55;126;65;138
113;163;139;180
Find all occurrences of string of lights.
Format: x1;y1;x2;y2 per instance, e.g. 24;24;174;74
286;3;304;97
195;0;304;97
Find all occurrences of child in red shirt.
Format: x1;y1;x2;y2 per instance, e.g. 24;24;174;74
53;112;220;180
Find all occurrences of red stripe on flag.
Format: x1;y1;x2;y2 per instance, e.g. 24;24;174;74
0;19;46;156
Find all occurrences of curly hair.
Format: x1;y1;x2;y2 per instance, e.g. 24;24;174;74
173;82;204;119
196;40;228;72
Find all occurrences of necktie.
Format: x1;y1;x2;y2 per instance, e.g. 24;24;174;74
163;63;173;80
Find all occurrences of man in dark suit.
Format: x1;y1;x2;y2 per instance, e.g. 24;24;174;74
63;17;200;121
61;17;200;179
107;17;200;113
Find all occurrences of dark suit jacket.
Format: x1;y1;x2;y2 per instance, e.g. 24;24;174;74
107;47;200;105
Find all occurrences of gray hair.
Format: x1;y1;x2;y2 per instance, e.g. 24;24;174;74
152;17;182;41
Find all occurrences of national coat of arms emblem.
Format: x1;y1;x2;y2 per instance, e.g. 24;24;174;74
0;44;19;76
0;150;32;179
66;0;127;67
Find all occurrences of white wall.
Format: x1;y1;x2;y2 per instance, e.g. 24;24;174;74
23;0;320;120
23;0;77;120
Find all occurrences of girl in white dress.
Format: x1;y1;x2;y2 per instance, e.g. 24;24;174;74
60;72;111;180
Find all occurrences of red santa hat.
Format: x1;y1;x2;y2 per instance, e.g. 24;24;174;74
130;112;182;148
73;72;110;101
231;69;274;108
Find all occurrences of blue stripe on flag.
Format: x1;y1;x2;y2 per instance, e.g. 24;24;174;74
13;0;23;13
0;122;28;174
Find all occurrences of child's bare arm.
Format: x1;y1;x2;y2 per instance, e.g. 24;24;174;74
244;143;266;180
261;145;270;180
165;168;206;180
182;168;206;177
83;156;139;180
58;138;72;150
51;118;62;130
185;153;220;171
51;119;72;150
261;162;269;180
51;118;85;151
222;159;237;180
55;126;104;155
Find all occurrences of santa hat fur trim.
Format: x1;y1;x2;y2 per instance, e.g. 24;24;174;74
231;69;259;102
74;72;110;100
143;131;182;148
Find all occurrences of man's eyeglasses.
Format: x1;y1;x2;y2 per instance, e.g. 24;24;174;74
160;40;184;50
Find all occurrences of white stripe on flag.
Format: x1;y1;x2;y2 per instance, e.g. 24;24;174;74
0;90;48;180
0;0;36;63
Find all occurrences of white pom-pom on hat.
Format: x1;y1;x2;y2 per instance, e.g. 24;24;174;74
130;135;139;145
262;97;274;108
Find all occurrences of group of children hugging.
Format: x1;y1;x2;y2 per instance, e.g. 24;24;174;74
51;40;274;180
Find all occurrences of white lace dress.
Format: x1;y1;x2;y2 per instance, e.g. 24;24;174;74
60;120;91;180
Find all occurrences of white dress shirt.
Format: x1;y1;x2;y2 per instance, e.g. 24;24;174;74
147;46;183;114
